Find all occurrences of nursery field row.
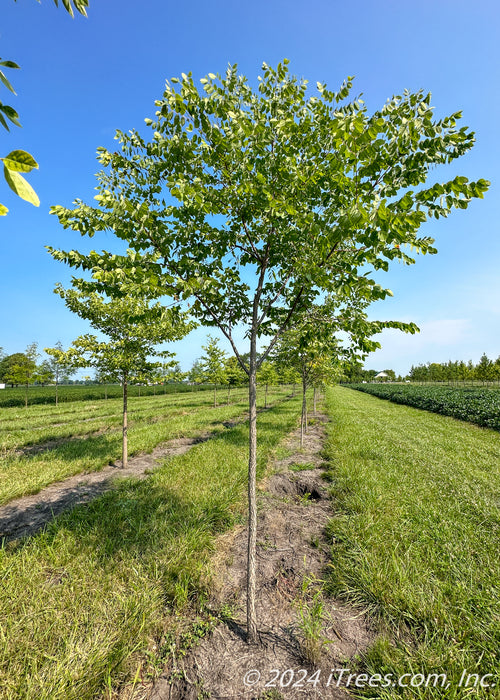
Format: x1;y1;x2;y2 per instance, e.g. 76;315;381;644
324;386;500;698
0;387;289;505
0;394;303;700
348;382;500;431
0;387;255;450
0;382;213;408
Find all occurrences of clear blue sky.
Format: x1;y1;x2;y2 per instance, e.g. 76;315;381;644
0;0;498;375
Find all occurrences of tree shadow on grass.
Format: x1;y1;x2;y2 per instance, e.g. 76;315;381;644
5;395;300;600
7;473;238;605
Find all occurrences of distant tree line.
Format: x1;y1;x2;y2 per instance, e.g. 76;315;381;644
0;338;303;400
343;353;500;384
408;354;500;383
0;343;76;388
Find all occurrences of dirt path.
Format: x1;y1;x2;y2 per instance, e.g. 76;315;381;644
0;434;214;543
146;415;377;700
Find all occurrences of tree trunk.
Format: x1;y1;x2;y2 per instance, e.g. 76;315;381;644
105;384;108;400
313;386;317;414
214;384;217;408
55;380;58;407
122;375;128;468
265;383;268;409
227;384;231;405
300;376;307;447
25;383;28;409
247;336;258;643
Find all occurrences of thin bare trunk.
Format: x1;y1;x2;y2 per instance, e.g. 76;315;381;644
214;384;217;408
25;384;28;409
247;336;258;643
227;384;231;405
301;376;307;447
313;386;317;414
122;374;128;468
265;383;268;409
55;380;58;407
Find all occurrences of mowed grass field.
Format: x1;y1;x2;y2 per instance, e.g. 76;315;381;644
0;392;303;699
2;385;499;699
323;386;500;699
0;382;210;408
0;385;289;505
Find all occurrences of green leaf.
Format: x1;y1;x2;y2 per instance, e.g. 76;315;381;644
0;112;9;131
0;61;20;70
0;203;8;215
1;150;39;173
0;70;16;94
0;105;21;128
3;166;40;206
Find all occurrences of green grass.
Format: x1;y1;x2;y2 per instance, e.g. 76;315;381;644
0;394;302;699
323;386;500;699
0;382;213;408
0;388;251;450
0;387;289;505
289;461;316;472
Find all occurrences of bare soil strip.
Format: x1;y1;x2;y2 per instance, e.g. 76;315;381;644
147;415;377;700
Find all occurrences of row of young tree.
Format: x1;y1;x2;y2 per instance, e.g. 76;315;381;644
408;354;500;383
0;342;78;400
41;60;487;643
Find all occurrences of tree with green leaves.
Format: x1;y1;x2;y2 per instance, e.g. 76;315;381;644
476;353;493;384
44;341;78;404
224;355;247;404
55;285;193;467
3;342;39;406
188;358;205;386
0;352;25;385
276;365;301;395
50;60;488;642
257;361;278;409
200;335;228;407
35;359;54;386
159;360;186;389
94;366;117;399
273;296;408;445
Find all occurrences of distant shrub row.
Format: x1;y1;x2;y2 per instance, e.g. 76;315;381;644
348;383;500;432
0;383;213;408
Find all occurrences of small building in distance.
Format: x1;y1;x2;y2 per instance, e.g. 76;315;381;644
374;371;389;382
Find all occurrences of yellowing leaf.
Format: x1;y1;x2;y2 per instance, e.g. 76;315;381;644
3;166;40;206
1;150;39;173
